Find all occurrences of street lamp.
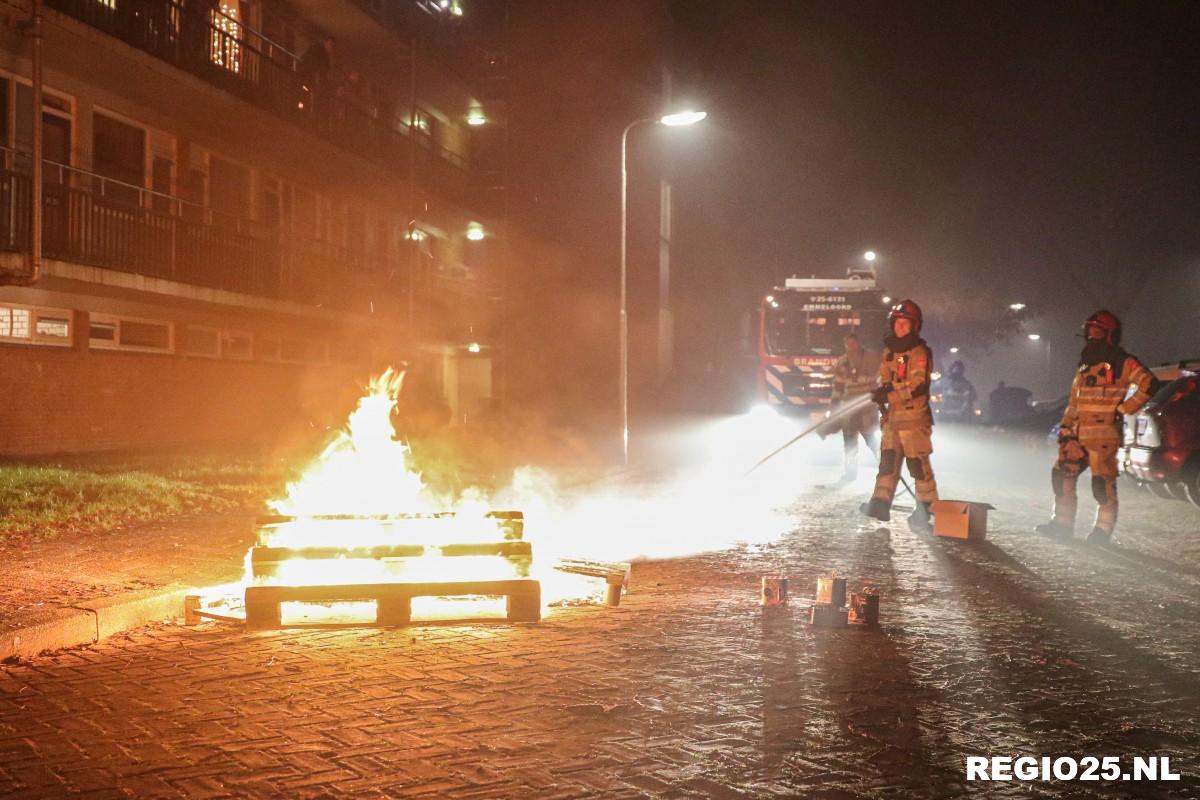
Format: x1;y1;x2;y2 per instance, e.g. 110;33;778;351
863;250;877;263
1009;302;1026;311
621;109;707;464
949;346;960;354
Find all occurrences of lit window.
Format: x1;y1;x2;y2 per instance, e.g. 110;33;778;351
0;307;31;340
1;304;72;346
211;2;242;74
35;316;70;340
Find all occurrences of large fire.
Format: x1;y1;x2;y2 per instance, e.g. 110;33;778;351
210;370;808;626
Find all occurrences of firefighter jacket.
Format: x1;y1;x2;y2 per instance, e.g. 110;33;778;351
879;340;933;430
832;348;881;404
1060;355;1153;445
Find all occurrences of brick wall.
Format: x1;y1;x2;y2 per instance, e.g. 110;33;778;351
0;337;370;456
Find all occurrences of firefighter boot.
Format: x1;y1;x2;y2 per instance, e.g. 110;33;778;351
859;497;891;522
1034;520;1072;537
907;501;933;533
1085;526;1112;546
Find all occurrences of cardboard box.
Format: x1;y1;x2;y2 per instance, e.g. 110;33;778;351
931;500;995;540
809;604;848;627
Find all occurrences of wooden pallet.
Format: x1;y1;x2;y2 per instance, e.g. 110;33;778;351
244;579;541;629
248;541;533;577
255;510;524;541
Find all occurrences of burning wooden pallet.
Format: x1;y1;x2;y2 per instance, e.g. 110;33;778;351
244;579;541;628
244;510;540;628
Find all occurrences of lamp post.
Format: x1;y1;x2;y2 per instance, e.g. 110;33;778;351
620;109;706;464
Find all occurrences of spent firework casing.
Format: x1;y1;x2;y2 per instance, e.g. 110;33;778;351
761;576;789;607
848;592;880;626
816;575;846;607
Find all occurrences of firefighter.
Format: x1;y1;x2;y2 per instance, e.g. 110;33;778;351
830;332;880;480
860;299;938;531
938;360;978;423
1035;310;1153;544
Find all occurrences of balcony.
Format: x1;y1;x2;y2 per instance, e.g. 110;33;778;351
0;151;497;321
45;0;473;204
0;154;384;309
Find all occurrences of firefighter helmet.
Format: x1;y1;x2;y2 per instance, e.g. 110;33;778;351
889;299;923;334
1083;309;1121;345
949;360;965;377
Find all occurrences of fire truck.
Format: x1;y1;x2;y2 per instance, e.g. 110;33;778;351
757;268;890;414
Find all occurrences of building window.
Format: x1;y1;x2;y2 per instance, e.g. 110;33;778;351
180;325;221;357
223;331;253;360
93;112;146;205
13;81;74;175
89;319;117;343
211;2;243;74
4;305;71;344
0;306;32;340
280;338;327;364
90;313;173;353
35;315;71;341
257;335;281;361
0;304;72;346
209;155;251;223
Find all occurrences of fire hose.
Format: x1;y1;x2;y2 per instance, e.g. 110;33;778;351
742;394;918;502
744;394;876;476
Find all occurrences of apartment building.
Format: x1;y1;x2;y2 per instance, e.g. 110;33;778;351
0;0;505;454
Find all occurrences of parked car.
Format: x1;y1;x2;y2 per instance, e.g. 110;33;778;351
1121;370;1200;508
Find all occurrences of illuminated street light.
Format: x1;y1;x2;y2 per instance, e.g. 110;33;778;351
466;222;486;241
949;346;960;354
1009;302;1026;311
621;109;707;464
863;250;877;262
881;295;892;304
467;111;487;126
1027;333;1041;341
466;342;482;353
659;110;707;127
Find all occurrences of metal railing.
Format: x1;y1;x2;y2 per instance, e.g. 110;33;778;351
0;150;376;304
0;154;494;310
46;0;472;188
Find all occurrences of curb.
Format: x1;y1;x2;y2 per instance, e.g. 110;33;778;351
0;585;192;662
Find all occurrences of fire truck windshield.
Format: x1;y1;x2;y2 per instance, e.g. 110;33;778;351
764;294;887;357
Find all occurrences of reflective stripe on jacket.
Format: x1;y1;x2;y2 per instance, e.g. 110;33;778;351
1061;356;1153;444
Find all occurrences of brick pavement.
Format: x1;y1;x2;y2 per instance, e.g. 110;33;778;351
1;433;1199;798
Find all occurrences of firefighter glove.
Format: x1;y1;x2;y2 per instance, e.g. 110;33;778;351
870;384;892;405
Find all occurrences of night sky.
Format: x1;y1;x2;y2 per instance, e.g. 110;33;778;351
665;2;1200;378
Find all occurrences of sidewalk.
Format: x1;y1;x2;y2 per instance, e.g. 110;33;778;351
0;509;258;660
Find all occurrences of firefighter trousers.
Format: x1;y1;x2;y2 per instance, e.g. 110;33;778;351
871;424;938;505
1051;440;1119;533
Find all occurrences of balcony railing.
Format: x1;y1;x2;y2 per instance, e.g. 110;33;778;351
46;0;473;200
0;152;494;312
0;154;375;307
